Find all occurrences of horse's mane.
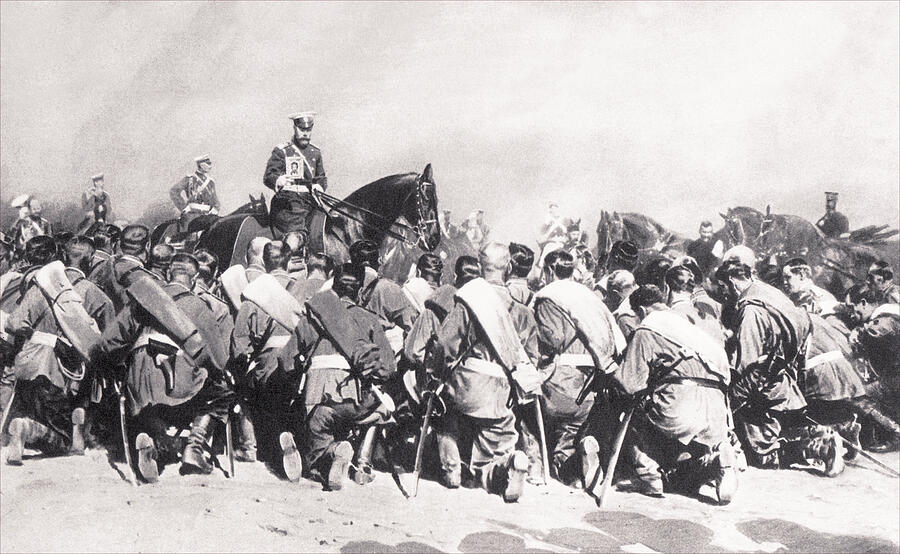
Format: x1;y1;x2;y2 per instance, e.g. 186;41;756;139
343;173;418;205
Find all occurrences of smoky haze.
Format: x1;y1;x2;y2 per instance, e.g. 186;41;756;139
1;1;898;245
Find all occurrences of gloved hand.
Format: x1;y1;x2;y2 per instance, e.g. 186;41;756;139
275;174;290;192
511;361;543;396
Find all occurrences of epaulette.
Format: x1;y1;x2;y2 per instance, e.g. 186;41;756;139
278;141;292;150
307;143;320;151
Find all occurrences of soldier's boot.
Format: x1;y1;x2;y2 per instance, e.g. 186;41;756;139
135;432;159;484
782;425;845;477
326;441;354;491
866;408;900;453
5;417;66;465
832;416;862;460
234;409;257;463
180;414;215;476
352;426;377;486
502;450;530;503
579;436;603;491
69;408;86;456
279;432;303;483
713;441;738;505
437;432;461;489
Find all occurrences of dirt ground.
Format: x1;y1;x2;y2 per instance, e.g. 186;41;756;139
0;444;897;553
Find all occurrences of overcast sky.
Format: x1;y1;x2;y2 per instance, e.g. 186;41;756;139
1;1;897;244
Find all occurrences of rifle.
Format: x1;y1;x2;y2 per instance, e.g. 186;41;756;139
803;413;899;478
115;381;138;487
410;382;444;497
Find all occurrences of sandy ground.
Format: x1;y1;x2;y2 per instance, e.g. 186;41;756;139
1;445;897;553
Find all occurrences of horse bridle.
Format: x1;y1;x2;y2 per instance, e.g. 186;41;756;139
315;174;436;249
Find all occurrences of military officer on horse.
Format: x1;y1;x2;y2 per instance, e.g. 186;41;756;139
170;156;220;235
263;111;327;240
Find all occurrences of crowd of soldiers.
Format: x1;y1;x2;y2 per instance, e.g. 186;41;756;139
0;217;897;504
0;109;897;508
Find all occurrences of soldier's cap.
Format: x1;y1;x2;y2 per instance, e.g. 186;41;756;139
120;224;150;250
289;111;317;128
169;253;199;276
508;242;535;267
548;201;559;208
65;236;95;258
825;191;839;200
194;155;211;164
610;240;639;265
10;194;31;209
91;173;104;182
25;235;57;265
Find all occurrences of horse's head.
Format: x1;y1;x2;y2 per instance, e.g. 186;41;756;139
404;163;440;251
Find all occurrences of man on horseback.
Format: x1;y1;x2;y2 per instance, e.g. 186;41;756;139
263;112;327;240
170;156;220;235
80;174;112;231
815;192;849;238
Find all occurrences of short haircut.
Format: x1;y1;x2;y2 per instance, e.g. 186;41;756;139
665;264;695;294
478;242;509;273
263;241;289;272
544;249;575;279
508;243;535;278
246;236;271;265
307;251;334;276
416;253;443;284
638;256;672;288
629;284;666;312
783;257;812;278
868;261;894;282
333;262;365;300
607;269;636;293
169;253;199;280
700;221;713;229
65;236;95;273
349;240;380;269
846;283;879;305
454;255;482;288
193;249;219;283
714;259;752;282
149;244;175;272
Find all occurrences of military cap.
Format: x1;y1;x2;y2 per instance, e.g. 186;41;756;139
120;224;150;251
288;111;316;128
349;239;380;268
65;236;95;258
24;235;58;266
194;155;211;164
610;240;639;266
91;173;104;182
10;194;31;209
825;191;839;200
416;252;443;276
105;224;122;242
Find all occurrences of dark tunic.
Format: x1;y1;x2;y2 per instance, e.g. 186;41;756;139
263;139;326;235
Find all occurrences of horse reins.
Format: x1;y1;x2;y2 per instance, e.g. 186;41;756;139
314;177;436;249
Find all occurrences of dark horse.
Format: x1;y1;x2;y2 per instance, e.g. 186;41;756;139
196;164;441;282
595;210;686;272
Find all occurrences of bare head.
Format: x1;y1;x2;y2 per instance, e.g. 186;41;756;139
479;242;509;280
246;236;272;266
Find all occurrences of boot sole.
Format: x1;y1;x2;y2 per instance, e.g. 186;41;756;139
503;451;530;503
136;433;159;484
279;432;303;483
5;419;25;466
716;467;738;505
823;434;846;478
579;436;603;491
327;442;353;491
70;408;85;456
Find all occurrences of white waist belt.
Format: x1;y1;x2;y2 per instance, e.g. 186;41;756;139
29;330;66;348
281;184;310;194
132;330;180;353
461;357;507;379
308;354;351;371
0;309;10;342
806;350;843;369
262;335;292;351
557;353;594;367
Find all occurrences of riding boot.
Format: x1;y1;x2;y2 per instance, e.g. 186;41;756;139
181;414;215;475
781;425;845;477
70;408;86;456
832;417;862;460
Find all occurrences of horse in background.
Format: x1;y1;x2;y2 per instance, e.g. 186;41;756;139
595;210;686;272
